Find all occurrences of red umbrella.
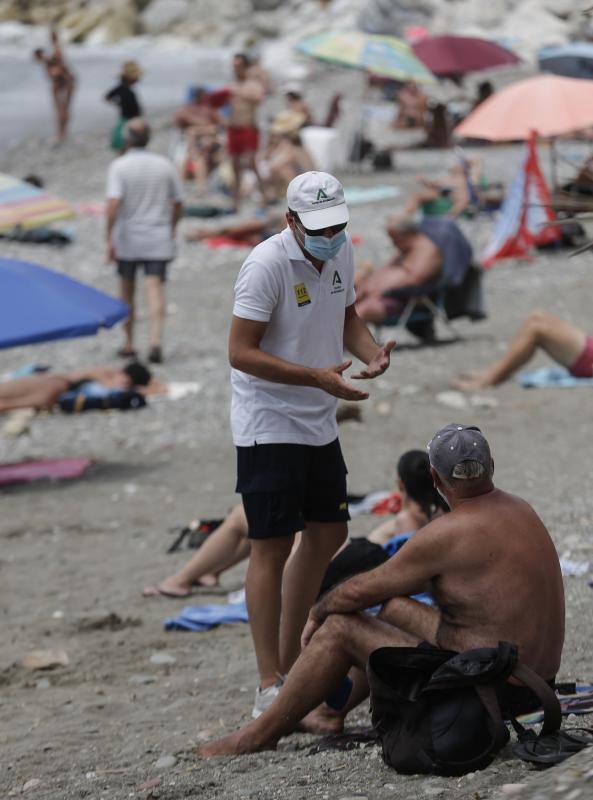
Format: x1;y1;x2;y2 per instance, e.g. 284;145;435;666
412;35;520;78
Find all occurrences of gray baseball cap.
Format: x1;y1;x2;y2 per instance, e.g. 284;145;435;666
427;424;492;478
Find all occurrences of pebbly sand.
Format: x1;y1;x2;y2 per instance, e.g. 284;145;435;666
1;116;593;800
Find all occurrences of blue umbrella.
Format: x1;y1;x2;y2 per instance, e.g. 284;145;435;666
0;257;128;350
538;42;593;80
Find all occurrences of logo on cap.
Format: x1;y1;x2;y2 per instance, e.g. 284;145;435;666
313;187;335;205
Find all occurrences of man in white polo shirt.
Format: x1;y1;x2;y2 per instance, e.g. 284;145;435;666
229;171;395;718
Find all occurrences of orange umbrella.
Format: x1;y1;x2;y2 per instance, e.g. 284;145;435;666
454;75;593;140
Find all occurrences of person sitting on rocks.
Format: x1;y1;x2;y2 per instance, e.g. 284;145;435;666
453;311;593;390
0;362;152;413
355;216;473;327
197;423;564;757
186;210;285;247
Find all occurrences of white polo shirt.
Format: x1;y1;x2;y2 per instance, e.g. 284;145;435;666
231;227;356;447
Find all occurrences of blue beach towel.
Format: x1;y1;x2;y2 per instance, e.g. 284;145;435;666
517;367;593;388
164;600;248;632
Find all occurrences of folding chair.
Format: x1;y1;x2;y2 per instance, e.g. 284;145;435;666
374;283;460;345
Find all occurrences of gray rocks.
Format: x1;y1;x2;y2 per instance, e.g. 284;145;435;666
154;754;177;770
141;0;189;35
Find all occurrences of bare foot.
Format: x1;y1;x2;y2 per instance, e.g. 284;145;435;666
451;371;492;392
298;704;344;736
142;576;195;598
196;729;277;758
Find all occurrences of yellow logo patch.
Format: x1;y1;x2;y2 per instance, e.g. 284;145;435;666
339;501;348;511
294;282;311;307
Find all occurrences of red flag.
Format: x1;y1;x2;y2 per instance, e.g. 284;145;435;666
482;132;560;268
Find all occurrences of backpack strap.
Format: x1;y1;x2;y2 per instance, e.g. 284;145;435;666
511;662;561;736
475;685;510;751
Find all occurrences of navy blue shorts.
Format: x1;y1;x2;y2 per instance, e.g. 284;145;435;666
117;259;169;282
236;439;350;539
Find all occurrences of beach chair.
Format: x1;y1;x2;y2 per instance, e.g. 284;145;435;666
374;263;486;344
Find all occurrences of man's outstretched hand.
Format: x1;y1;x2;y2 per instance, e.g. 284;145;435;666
314;361;369;401
351;340;396;380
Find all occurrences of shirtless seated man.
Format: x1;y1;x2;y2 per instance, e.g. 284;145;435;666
356;217;472;326
454;311;593;390
0;362;152;413
198;423;564;756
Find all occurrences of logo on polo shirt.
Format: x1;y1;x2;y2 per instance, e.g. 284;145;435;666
294;282;311;307
331;270;344;294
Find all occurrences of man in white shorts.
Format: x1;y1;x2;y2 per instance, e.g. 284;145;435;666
228;170;396;717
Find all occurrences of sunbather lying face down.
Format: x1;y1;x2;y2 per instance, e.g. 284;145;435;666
197;424;565;757
0;362;152;413
453;310;593;390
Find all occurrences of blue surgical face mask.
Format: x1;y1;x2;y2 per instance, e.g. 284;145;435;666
296;221;347;262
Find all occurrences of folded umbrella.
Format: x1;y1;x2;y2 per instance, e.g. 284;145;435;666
538;42;593;80
0;257;128;349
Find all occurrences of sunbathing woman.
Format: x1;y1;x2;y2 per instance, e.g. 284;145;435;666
142;449;446;599
453;310;593;390
33;28;76;143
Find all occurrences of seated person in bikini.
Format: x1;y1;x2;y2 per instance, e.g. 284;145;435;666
143;449;447;598
0;362;152;413
454;311;593;390
197;423;564;756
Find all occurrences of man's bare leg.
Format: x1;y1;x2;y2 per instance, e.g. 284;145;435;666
300;596;432;734
198;603;437;757
144;275;166;350
143;504;251;596
356;297;389;324
247;152;268;205
454;310;587;390
279;522;347;674
119;278;136;353
0;375;69;413
247;535;295;689
231;155;242;211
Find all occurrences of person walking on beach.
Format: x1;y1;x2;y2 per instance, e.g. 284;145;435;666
106;118;184;364
33;27;75;144
229;170;395;718
105;60;143;151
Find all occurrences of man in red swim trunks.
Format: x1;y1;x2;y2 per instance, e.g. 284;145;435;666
227;53;267;210
454;310;593;390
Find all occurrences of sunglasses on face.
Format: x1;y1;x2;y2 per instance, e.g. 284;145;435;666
294;217;348;237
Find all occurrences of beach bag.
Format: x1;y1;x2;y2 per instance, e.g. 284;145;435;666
367;641;561;776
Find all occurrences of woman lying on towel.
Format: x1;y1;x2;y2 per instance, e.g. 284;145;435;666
0;362;152;413
453;311;593;390
143;449;448;599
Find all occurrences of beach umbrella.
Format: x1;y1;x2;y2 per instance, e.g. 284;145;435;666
0;173;74;233
538;42;593;80
454;75;593;141
411;35;520;78
0;257;128;350
296;31;435;83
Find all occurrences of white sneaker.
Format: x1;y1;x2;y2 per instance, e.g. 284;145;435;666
252;676;285;719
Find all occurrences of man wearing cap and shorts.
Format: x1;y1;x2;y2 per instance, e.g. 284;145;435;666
228;170;396;719
199;423;564;756
454;310;593;390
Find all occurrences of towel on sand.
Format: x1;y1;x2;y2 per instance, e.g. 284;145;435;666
518;366;593;388
164;600;248;631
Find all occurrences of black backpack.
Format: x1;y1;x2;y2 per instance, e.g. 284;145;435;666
367;641;562;776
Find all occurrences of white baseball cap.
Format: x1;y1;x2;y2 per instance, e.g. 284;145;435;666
287;171;349;230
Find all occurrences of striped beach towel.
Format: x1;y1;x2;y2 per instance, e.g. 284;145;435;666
0;173;74;233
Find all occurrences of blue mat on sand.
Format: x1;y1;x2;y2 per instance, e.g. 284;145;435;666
518;367;593;388
164;600;248;631
343;186;400;205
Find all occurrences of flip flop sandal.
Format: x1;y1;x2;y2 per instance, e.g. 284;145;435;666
117;348;138;359
514;727;593;767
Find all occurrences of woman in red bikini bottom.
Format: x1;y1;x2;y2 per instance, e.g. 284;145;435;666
454;310;593;390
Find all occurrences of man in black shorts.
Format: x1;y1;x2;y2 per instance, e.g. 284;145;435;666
228;170;395;717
